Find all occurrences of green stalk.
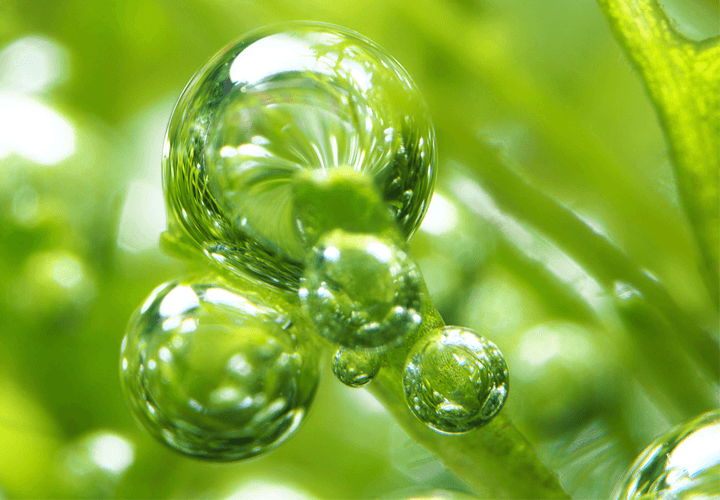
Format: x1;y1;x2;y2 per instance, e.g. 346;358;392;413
368;291;571;500
596;0;720;302
442;129;719;384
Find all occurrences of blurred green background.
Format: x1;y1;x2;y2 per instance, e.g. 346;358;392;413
0;0;717;498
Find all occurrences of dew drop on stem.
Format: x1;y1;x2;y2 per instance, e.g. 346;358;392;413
403;326;509;434
332;347;382;388
119;275;320;461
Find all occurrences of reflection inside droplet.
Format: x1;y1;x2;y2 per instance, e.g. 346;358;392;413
613;410;720;500
120;275;320;461
403;326;508;434
163;22;436;289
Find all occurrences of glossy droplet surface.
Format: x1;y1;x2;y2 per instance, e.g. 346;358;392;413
613;410;720;500
120;276;319;461
163;22;436;289
332;347;381;388
403;326;508;434
299;229;423;349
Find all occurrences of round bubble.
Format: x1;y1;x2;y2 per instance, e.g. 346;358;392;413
299;229;423;349
120;276;320;461
332;347;381;388
403;326;508;434
613;410;720;500
163;22;436;290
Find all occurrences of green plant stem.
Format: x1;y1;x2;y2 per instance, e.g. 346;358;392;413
368;292;571;500
596;0;720;301
442;127;719;383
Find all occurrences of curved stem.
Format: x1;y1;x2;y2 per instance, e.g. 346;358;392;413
442;132;719;383
368;292;571;500
596;0;720;302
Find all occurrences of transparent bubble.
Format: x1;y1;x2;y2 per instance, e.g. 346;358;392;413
119;276;320;461
163;22;436;290
332;347;381;388
403;326;508;434
299;229;423;349
613;410;720;500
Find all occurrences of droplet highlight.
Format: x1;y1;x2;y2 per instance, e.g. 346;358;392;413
163;22;436;289
403;326;508;434
119;276;320;461
332;347;381;388
613;410;720;500
299;229;423;349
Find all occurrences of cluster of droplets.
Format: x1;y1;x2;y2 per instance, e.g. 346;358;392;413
120;21;509;462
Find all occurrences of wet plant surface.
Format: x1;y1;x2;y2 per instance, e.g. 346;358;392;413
0;1;717;499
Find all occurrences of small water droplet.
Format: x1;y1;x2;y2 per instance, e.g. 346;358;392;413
119;275;320;461
613;410;720;500
403;326;508;434
163;22;436;290
300;229;423;349
332;347;381;388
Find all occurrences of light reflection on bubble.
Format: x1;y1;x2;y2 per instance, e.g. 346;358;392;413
613;410;720;500
163;22;436;290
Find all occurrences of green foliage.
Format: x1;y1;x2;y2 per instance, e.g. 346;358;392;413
597;0;720;300
0;0;717;499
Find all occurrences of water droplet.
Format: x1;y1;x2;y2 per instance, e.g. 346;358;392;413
163;22;436;289
332;347;381;388
299;229;423;349
403;326;508;434
119;276;320;461
613;410;720;500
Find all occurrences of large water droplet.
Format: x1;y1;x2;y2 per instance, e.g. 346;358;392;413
299;229;423;349
613;410;720;500
163;22;436;290
403;326;508;434
332;347;381;388
119;276;320;461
